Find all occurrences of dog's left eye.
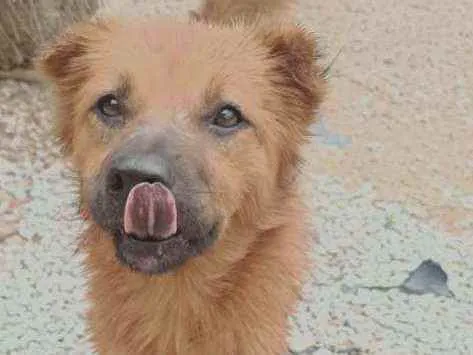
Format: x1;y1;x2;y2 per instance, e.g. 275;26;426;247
94;94;123;124
210;105;246;133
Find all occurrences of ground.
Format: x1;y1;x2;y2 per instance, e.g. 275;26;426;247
0;0;472;354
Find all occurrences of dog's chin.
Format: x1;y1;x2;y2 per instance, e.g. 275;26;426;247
112;225;218;275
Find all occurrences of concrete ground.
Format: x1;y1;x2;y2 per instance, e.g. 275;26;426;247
1;0;472;354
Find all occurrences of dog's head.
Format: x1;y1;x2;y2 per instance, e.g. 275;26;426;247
37;2;325;275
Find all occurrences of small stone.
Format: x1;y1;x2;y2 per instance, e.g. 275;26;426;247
400;259;454;297
18;225;36;240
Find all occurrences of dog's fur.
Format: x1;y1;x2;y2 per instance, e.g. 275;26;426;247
37;0;325;353
190;0;295;24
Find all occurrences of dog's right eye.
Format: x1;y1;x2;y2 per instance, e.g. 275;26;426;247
94;94;123;124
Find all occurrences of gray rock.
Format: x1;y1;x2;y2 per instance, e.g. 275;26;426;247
400;259;454;297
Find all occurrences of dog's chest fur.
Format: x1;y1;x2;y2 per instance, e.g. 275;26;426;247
85;211;308;355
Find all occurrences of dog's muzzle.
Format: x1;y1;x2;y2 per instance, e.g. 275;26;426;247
88;132;218;274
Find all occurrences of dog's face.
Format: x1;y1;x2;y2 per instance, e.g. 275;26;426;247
38;17;323;274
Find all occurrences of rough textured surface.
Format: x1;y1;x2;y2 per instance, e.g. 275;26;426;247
1;0;472;354
0;0;98;70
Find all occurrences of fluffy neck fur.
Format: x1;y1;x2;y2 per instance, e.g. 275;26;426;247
83;190;309;355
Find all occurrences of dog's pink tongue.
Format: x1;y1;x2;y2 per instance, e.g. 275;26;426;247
124;182;177;240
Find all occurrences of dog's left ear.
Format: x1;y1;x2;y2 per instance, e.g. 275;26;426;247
258;25;326;120
258;25;326;183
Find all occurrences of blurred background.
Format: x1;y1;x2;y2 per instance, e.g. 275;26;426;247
0;1;95;72
0;1;472;354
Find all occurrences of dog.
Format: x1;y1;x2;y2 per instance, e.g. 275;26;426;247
36;0;325;353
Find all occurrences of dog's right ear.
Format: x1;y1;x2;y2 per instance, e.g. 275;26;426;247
35;21;108;83
36;31;86;81
35;21;111;154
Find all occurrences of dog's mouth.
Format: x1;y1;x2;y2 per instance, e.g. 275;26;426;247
114;224;218;275
107;182;218;274
88;178;219;274
125;228;181;243
123;182;178;241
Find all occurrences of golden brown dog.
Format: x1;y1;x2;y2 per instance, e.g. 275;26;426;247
37;0;325;353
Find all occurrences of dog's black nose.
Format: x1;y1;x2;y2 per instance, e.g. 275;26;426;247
107;155;173;195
